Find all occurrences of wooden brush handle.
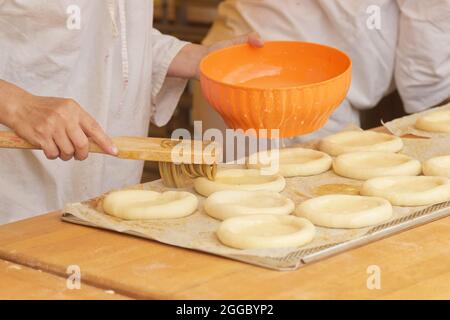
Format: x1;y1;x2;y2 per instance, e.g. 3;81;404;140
0;131;218;163
0;130;117;156
0;130;103;152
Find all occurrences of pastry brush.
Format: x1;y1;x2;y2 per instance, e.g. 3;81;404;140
0;131;218;187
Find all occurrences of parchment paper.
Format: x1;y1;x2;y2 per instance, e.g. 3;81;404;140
383;102;450;138
62;130;450;270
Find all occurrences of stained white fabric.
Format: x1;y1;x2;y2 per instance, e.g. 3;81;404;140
0;0;188;223
395;0;450;113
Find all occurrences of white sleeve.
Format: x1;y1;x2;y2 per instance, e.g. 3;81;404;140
395;0;450;113
150;28;190;127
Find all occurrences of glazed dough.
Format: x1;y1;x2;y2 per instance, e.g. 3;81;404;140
333;151;421;180
319;130;403;156
246;147;332;177
415;109;450;133
194;169;285;197
295;195;392;228
204;190;294;220
217;215;316;249
102;190;198;220
361;176;450;206
423;155;450;178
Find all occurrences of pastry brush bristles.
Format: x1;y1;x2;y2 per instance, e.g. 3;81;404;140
158;162;217;188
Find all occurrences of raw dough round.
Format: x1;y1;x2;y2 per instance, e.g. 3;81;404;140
246;147;332;177
102;190;198;220
415;109;450;133
295;195;392;228
217;215;316;249
194;169;285;197
319;131;403;156
204;190;294;220
423;155;450;178
333;151;421;180
361;176;450;206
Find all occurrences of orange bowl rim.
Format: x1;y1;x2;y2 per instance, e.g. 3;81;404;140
199;40;352;91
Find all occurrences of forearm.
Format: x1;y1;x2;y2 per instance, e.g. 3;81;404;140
167;43;208;80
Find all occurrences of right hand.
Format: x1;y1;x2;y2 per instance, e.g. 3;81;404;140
4;89;117;161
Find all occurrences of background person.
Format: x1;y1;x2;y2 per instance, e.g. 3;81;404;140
0;1;261;224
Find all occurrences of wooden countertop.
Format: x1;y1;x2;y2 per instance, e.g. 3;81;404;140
0;259;129;300
0;127;449;299
0;211;449;299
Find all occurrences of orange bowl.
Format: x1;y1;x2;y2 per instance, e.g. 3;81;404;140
199;41;352;138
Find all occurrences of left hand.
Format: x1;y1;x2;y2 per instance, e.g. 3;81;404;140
206;31;264;54
201;32;264;79
168;32;264;80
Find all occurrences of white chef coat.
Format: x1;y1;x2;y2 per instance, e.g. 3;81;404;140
0;0;188;224
194;0;450;143
395;0;450;113
193;0;399;143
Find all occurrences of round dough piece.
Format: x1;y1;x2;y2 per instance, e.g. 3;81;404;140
319;131;403;156
217;215;316;249
415;109;450;133
102;190;198;220
333;151;421;180
295;195;393;228
204;190;294;220
246;147;332;177
423;155;450;178
361;176;450;206
194;169;285;197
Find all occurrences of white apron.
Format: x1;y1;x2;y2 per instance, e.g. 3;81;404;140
395;0;450;113
193;0;399;143
0;0;188;224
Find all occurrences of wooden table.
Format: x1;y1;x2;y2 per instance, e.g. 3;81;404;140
0;127;449;299
0;210;449;299
0;259;129;300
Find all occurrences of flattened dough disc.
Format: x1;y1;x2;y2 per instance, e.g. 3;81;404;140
423;155;450;178
295;194;392;228
204;190;294;220
319;130;403;156
194;169;285;197
415;109;450;133
246;147;332;177
361;176;450;206
217;215;316;249
333;151;421;180
103;190;198;219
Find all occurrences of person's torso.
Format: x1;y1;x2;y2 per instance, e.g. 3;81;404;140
0;0;154;223
205;0;399;110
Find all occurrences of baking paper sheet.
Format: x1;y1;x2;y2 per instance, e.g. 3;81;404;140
383;102;450;138
62;129;450;271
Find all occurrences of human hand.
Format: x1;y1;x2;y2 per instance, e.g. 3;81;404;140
167;32;264;80
0;81;117;161
206;31;264;54
198;32;264;79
